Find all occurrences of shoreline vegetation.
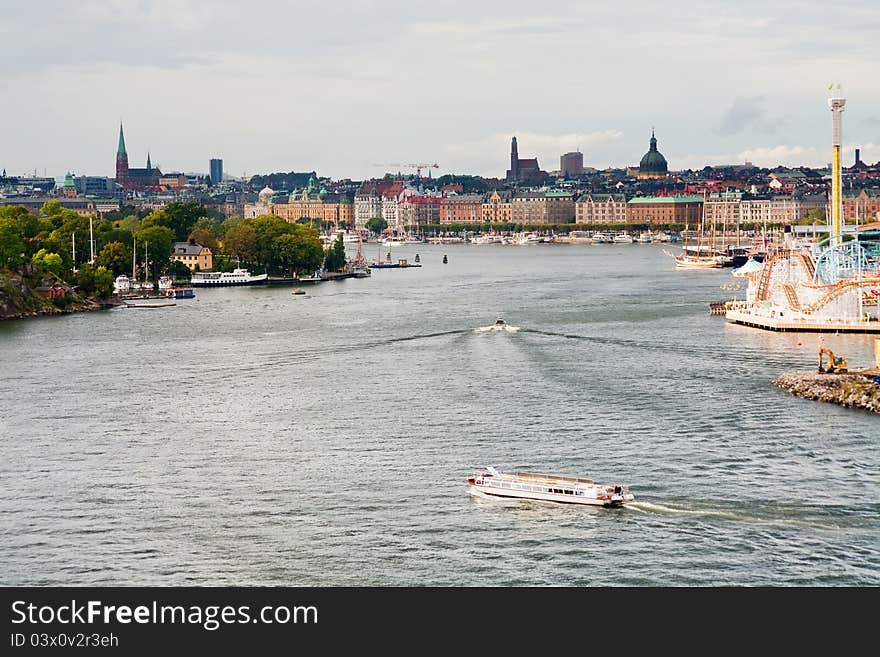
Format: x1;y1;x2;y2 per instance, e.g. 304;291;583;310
0;270;119;321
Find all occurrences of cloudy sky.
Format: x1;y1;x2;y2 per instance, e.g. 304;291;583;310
2;0;879;180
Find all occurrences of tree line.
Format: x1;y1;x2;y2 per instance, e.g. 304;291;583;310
0;200;347;302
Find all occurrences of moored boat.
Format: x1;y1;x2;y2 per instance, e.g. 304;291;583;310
467;466;634;507
190;268;269;287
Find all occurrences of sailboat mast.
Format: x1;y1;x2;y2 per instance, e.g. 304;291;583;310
71;231;76;269
132;236;136;279
89;216;95;262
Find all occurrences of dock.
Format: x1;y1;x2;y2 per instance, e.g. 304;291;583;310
725;309;880;333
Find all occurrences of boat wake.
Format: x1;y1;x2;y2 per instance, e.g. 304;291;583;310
627;501;836;529
474;325;520;333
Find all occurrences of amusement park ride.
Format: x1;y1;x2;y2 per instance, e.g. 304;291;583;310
724;86;880;333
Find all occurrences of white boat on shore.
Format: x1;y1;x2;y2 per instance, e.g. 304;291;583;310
190;268;269;287
467;467;634;507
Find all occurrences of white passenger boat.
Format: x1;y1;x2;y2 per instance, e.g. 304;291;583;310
591;232;613;244
467;466;634;507
190;268;269;286
614;233;634;244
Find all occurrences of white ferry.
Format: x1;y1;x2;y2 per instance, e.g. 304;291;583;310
190;268;269;287
467;466;634;507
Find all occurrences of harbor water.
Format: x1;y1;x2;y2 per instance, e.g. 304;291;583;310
1;244;877;585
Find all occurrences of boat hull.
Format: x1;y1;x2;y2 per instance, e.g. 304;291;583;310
468;483;628;507
190;278;269;287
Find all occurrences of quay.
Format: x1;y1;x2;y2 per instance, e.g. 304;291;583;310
725;309;880;333
773;370;880;414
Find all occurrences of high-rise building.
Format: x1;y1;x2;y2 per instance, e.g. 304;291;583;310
560;151;584;178
210;158;223;185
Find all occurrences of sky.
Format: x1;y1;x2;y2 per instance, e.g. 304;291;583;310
2;0;879;181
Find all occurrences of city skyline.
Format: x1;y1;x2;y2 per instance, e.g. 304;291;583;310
2;1;879;180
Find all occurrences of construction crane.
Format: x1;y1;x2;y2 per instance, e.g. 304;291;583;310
374;163;440;178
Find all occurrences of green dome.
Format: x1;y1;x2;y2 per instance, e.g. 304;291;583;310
639;131;668;174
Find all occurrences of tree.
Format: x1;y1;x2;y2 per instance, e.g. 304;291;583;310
323;233;347;272
275;227;323;277
223;222;258;265
366;216;387;234
30;248;64;276
188;227;219;253
163;201;206;241
95;241;131;276
800;208;826;226
0;216;25;269
134;225;175;283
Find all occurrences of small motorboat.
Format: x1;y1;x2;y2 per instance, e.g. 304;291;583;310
476;318;520;333
292;288;306;295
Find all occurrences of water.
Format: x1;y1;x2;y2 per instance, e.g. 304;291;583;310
1;244;877;586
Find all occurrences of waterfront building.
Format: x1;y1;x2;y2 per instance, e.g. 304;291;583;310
171;240;213;271
270;179;354;229
210;158;223;185
482;190;513;223
511;191;575;225
398;195;440;229
560;151;584;178
626;195;702;225
740;197;799;226
439;194;483;224
575;193;627;224
506;137;545;182
634;130;668;179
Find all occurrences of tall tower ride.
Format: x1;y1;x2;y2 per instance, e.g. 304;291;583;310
828;87;846;246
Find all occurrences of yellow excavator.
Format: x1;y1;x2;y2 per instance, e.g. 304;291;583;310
818;347;848;374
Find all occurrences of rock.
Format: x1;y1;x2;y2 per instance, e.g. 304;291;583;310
773;371;880;414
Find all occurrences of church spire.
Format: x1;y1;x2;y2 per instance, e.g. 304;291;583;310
146;151;152;170
117;122;127;157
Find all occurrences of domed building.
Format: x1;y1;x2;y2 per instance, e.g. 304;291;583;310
258;185;274;205
637;130;668;179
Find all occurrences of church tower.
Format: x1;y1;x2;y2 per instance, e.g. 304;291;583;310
510;136;519;181
115;122;129;189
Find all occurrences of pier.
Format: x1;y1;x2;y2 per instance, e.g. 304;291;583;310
725;309;880;333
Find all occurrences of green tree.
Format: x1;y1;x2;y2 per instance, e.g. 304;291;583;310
323;233;347;272
800;207;827;226
275;229;323;277
0;216;26;269
93;265;115;299
163;200;206;241
95;241;131;276
223;222;258;265
366;217;387;234
134;225;175;283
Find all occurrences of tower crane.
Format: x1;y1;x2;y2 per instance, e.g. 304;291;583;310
373;163;440;178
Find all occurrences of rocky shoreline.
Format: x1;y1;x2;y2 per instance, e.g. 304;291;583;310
773;371;880;414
